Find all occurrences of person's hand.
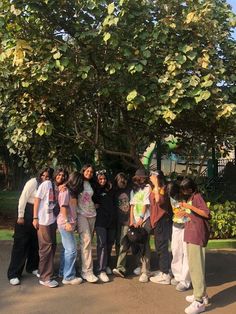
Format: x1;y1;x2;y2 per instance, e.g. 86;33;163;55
136;218;143;227
179;202;188;208
17;218;24;225
65;222;73;232
58;184;67;192
175;210;189;219
32;219;39;230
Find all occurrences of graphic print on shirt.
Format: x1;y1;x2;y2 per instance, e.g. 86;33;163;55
80;191;94;214
171;198;192;223
118;193;130;213
48;187;56;214
133;190;146;216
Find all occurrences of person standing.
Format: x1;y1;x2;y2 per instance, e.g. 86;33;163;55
57;171;83;285
33;168;68;288
168;179;192;292
149;170;173;285
178;178;210;314
129;168;151;283
7;167;53;286
112;172;131;278
93;170;116;282
77;164;98;283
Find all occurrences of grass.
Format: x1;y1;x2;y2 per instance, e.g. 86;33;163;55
0;191;20;215
0;228;235;250
0;191;235;249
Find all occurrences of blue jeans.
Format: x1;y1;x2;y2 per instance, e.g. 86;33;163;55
59;228;77;280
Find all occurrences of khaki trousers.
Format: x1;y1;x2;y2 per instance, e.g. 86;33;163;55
77;214;96;275
187;243;206;301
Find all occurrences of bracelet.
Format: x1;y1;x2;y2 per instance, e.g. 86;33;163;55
33;217;38;220
139;215;144;219
65;219;68;223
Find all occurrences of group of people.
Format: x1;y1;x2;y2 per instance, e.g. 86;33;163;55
7;164;211;314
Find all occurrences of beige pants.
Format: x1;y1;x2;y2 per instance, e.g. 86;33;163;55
77;214;96;275
187;243;206;301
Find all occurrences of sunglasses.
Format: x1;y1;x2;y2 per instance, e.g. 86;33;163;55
96;169;107;176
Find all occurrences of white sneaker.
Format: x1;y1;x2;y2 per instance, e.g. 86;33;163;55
186;295;209;306
184;300;206;314
10;278;20;285
150;272;171;284
98;272;110;283
133;267;141;276
139;273;149;283
39;280;59;288
32;270;40;278
62;277;83;285
176;282;190;292
170;277;179;286
113;268;125;278
82;272;98;283
106;266;112;275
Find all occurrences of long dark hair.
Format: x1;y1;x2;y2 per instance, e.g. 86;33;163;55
54;168;69;184
37;167;54;185
167;180;181;200
132;176;150;192
180;177;198;201
96;171;112;192
66;171;83;198
113;172;128;190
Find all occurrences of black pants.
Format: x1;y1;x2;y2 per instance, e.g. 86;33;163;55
96;226;116;273
153;215;172;274
7;203;39;280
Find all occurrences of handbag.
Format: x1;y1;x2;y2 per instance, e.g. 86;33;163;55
52;182;60;217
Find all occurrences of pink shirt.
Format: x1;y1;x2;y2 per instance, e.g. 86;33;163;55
57;190;77;230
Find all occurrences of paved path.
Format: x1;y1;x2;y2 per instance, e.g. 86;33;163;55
0;241;236;314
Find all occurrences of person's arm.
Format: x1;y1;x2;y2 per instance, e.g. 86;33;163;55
136;204;147;227
33;197;40;230
17;178;37;224
60;205;73;232
59;191;73;232
179;194;210;219
32;181;47;229
130;205;134;226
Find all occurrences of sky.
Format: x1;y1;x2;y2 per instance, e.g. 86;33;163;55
227;0;236;37
227;0;236;13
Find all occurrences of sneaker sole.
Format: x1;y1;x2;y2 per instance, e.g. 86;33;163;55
150;279;170;285
39;281;58;288
113;270;125;278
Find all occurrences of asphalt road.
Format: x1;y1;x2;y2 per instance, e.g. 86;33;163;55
0;241;236;314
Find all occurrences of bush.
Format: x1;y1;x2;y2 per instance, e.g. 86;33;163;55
209;201;236;239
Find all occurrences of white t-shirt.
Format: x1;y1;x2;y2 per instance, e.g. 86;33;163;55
35;180;56;226
130;184;151;224
77;181;96;218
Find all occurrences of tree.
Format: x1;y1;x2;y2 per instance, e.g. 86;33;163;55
0;0;235;172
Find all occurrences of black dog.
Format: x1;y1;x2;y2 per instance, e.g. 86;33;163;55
121;226;148;256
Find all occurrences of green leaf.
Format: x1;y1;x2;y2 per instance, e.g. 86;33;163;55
180;45;193;54
143;50;151;58
103;32;111;42
53;51;61;59
127;103;134;111
189;75;200;87
187;51;197;61
108;3;115;15
127;90;138;101
135;64;143;72
201;80;213;88
176;54;187;65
